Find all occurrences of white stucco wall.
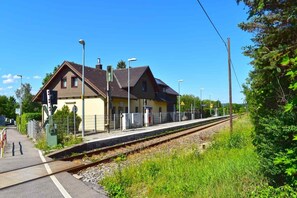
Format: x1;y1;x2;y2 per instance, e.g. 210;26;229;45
57;97;105;131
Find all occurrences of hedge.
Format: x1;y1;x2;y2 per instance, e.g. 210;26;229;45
17;113;42;134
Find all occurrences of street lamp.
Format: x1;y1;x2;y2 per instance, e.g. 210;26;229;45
178;80;183;122
79;39;85;138
127;57;137;129
17;75;22;115
200;88;204;119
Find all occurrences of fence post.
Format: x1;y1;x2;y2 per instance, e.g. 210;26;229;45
73;113;76;135
32;120;35;139
94;115;97;132
114;114;116;130
120;113;122;131
27;121;29;138
159;112;162;124
67;116;69;134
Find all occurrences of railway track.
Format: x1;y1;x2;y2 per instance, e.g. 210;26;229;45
0;117;229;190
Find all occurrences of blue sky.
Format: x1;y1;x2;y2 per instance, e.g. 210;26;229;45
0;0;251;103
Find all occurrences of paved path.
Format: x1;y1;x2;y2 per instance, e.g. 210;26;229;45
0;126;107;198
83;116;215;142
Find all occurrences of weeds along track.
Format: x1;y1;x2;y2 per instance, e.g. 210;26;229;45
63;117;230;172
0;118;229;189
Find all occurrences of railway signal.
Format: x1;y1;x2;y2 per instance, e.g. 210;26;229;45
42;89;58;146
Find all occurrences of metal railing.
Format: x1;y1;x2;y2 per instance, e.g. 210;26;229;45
51;111;221;134
0;128;7;158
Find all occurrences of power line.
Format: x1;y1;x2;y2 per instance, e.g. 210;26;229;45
231;60;243;92
196;0;227;50
196;0;242;92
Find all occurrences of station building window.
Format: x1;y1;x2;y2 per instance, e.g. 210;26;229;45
61;77;67;88
71;77;78;88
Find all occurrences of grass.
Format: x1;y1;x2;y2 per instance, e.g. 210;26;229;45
100;116;265;197
35;133;83;154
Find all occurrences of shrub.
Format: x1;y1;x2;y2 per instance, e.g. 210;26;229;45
52;105;81;144
254;113;297;187
251;184;297;198
18;113;41;134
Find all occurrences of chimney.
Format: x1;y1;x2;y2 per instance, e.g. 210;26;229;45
96;58;102;70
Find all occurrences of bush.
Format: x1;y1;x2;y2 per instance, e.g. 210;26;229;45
254;113;297;187
18;113;41;134
251;184;297;198
53;105;81;144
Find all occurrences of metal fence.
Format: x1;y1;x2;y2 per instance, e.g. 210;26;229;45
83;112;200;132
50;111;217;134
27;120;42;140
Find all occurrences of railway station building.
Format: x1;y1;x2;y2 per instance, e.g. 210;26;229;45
33;60;178;132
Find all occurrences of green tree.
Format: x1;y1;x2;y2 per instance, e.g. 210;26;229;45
237;0;297;189
178;94;200;112
15;83;41;113
117;60;126;69
42;65;60;86
6;96;17;119
0;95;17;119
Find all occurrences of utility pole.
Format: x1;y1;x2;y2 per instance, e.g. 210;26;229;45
228;38;233;133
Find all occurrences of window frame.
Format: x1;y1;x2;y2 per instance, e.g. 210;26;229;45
61;77;67;89
71;76;78;88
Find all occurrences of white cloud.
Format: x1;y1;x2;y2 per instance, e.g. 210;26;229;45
33;75;42;79
3;78;14;84
2;74;20;84
2;74;12;78
7;86;13;89
0;87;3;91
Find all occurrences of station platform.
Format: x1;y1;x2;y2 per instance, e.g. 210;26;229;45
48;116;226;159
85;116;221;142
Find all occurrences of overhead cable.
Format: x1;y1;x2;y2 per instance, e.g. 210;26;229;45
196;0;242;91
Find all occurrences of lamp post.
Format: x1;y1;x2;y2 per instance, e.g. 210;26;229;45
127;57;137;129
178;80;183;122
17;75;22;115
200;88;204;119
79;39;85;138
